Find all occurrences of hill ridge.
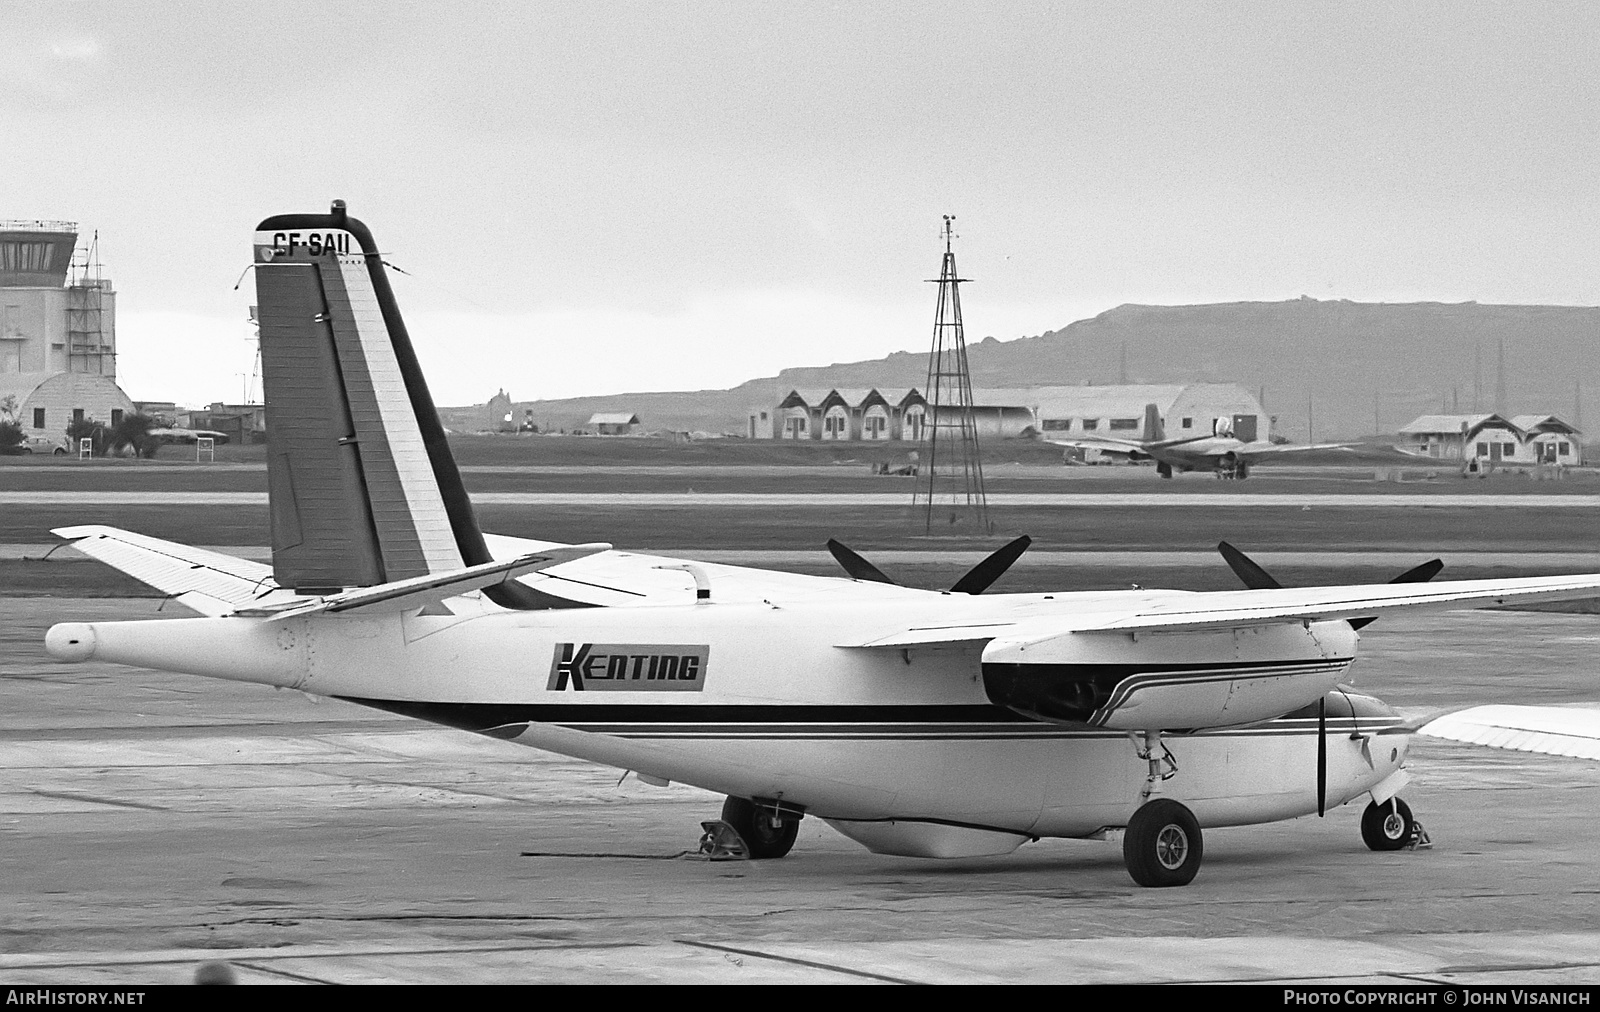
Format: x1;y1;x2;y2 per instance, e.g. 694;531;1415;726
439;298;1600;439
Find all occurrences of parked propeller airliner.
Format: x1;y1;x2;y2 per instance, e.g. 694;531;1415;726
1046;402;1351;478
41;204;1600;887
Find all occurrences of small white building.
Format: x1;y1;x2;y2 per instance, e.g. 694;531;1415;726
587;412;640;436
1510;416;1584;465
486;389;516;432
1397;413;1583;465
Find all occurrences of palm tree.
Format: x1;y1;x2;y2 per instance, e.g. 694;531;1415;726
110;413;160;459
65;417;110;457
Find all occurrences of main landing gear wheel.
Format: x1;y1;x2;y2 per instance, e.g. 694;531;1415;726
1361;797;1416;851
1123;799;1203;887
1156;461;1173;479
721;796;800;859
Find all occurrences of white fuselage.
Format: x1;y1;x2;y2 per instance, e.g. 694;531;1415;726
48;586;1411;857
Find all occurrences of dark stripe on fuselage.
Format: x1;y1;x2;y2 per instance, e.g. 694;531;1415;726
331;697;1400;740
337;658;1358;733
337;698;1035;732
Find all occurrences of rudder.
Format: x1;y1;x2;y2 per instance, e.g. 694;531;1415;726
252;202;500;595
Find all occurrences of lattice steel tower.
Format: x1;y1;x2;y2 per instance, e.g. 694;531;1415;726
913;216;989;533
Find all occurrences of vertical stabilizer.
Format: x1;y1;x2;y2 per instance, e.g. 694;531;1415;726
1142;403;1165;443
252;203;487;594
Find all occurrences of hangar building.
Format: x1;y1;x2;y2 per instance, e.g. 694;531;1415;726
753;383;1266;443
1030;383;1267;442
0;221;134;447
762;388;927;441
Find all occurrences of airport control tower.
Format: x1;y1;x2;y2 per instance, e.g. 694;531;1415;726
1;221;133;444
0;221;117;377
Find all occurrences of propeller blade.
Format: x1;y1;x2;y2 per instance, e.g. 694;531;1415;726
1217;541;1282;590
1389;558;1444;584
825;539;897;585
949;535;1033;595
1349;559;1445;630
1317;696;1327;818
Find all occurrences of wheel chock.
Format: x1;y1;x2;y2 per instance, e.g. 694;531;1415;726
694;820;750;861
1406;820;1433;850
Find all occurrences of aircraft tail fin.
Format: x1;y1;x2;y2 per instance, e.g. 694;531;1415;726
251;202;542;608
1142;403;1164;443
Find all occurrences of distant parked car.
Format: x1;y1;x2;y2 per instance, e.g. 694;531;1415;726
148;428;231;445
21;434;70;455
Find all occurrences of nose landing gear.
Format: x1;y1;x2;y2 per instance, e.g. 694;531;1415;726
1361;797;1430;851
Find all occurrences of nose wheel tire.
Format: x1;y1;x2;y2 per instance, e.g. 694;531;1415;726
1123;798;1203;887
721;796;800;859
1361;797;1415;851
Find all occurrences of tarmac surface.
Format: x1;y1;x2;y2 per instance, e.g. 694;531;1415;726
5;455;1600;983
5;491;1600;507
4;598;1600;985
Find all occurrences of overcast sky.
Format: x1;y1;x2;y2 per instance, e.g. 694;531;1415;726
6;2;1599;406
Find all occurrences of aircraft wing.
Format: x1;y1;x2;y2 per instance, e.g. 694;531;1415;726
847;622;1021;648
1040;435;1146;456
1418;705;1600;760
1236;440;1354;457
1070;575;1600;635
52;524;297;617
482;532;936;606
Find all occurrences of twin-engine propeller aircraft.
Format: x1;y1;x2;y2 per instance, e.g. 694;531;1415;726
42;204;1600;887
1045;402;1349;478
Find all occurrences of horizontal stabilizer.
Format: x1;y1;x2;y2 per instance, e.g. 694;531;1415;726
243;544;613;618
53;525;300;617
1418;705;1600;761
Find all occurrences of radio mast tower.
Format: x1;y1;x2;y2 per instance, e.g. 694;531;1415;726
913;216;990;533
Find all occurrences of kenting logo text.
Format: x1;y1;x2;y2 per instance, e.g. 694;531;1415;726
548;643;709;692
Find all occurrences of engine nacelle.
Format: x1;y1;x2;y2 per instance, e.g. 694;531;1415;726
982;621;1357;731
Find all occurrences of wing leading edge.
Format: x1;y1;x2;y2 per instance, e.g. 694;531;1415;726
1419;705;1600;761
1071;575;1600;635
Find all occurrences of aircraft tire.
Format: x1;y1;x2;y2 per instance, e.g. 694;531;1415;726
721;796;800;859
1360;797;1415;851
1156;462;1173;479
1123;798;1203;887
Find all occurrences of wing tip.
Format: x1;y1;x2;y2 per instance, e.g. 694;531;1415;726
51;524;109;540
